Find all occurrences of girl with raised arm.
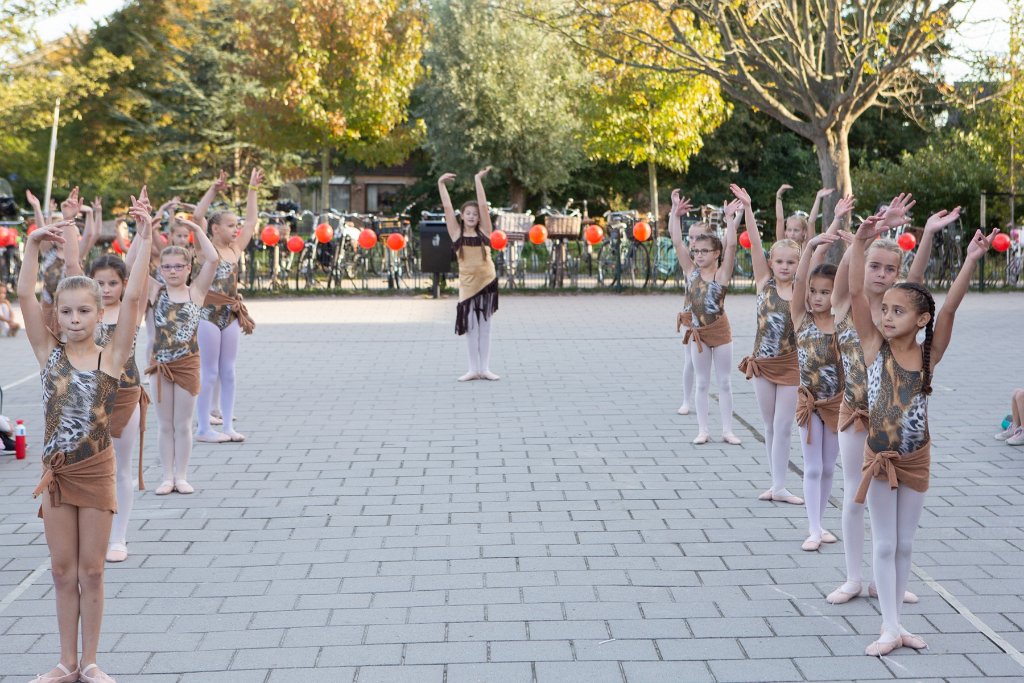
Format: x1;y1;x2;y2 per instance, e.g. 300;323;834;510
438;168;500;381
775;185;834;248
849;213;994;656
145;215;219;495
735;184;803;504
826;193;920;605
668;190;741;445
18;193;152;683
676;219;714;415
192;169;260;442
788;196;855;551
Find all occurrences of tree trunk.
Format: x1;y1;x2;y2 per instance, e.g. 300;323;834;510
320;147;331;212
509;178;526;213
647;159;659;230
812;126;852;227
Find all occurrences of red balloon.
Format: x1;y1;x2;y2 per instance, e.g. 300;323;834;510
489;230;508;250
113;239;128;255
632;221;652;242
992;233;1011;252
584;225;604;245
315;223;334;244
897;232;916;251
386;233;406;251
529;224;548;245
26;223;37;235
188;231;194;244
738;231;751;249
357;228;377;249
287;235;305;253
0;227;12;247
260;225;281;247
159;233;169;245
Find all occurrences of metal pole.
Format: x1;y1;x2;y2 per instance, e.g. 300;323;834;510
42;98;61;223
980;192;987;292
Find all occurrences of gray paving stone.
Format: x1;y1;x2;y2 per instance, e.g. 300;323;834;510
622;661;714;683
535;661;625;683
446;663;534;683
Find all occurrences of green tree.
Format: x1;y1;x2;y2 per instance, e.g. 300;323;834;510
417;0;586;209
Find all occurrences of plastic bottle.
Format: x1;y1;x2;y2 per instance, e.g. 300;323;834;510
14;419;26;460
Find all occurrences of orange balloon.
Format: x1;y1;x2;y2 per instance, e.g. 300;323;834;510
489;230;508;250
260;225;281;246
315;223;334;244
386;233;406;251
584;225;604;245
358;228;377;249
738;231;751;249
529;224;548;245
632;221;651;242
287;235;305;253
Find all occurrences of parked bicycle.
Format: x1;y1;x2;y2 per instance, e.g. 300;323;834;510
538;200;582;288
596;210;652;289
490;206;533;289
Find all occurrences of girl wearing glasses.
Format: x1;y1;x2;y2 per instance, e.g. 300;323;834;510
144;217;219;496
775;185;834;249
676;220;713;416
667;190;741;445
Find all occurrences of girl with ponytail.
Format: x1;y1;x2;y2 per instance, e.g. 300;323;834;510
849;213;994;657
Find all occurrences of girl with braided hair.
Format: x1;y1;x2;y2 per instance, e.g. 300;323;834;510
849;213;994;657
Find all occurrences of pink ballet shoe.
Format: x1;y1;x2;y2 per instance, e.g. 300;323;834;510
899;630;927;650
105;543;128;563
801;535;822;551
757;489;773;501
224;431;246;442
677;404;691;415
195;431;231;444
826;582;862;604
821;530;838;544
692;433;710;445
457;372;479;382
154;480;174;496
173;480;195;494
771;492;804;505
865;633;902;657
29;663;78;683
479;371;500;381
868;583;918;603
79;662;117;683
721;433;742;445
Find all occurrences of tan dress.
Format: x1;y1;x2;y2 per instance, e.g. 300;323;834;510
454;234;498;336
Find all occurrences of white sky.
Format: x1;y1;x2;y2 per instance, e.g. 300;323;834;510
33;0;1013;81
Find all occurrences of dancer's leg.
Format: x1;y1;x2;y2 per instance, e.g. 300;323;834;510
173;383;197;488
155;375;176;489
77;506;113;670
866;478;901;642
459;314;481;381
690;342;713;442
894;487;926;629
679;339;695;413
819;426;840;532
477;316;499;380
218;321;243;437
800;414;825;539
109;405;140;549
830;427;868;600
713;342;738;440
771;385;799;496
41;499;80;675
752;376;778;488
195;320;223;438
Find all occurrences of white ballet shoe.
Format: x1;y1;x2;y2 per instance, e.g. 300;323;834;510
195;431;231;443
479;371;500;381
677;404;691;415
457;372;479;382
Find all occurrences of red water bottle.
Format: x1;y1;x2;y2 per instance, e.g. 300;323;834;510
14;419;26;460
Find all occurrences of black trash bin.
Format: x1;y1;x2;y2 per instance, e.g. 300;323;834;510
419;220;455;297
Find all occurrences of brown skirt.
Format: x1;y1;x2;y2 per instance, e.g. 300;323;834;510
34;446;117;518
676;311;692;333
839;399;869;433
737;350;799;386
145;353;201;400
205;290;255;334
109;385;151;490
796;386;842;441
854;440;931;505
682;314;732;353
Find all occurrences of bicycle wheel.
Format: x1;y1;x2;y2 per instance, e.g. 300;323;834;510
596;241;618;288
624;242;652;288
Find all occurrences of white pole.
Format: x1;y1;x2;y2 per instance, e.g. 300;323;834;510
42;98;61;223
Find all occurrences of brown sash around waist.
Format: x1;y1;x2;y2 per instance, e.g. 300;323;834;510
109;385;151;490
839;398;869;433
676;311;692;333
34;446;117;518
796;386;842;442
205;290;255;335
682;314;732;353
737;350;799;386
854;440;931;505
145;353;201;400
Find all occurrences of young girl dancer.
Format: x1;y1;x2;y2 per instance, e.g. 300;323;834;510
192;169;260;442
26;190;67;334
62;197;152;564
826;193;929;604
775;185;833;247
735;184;803;504
668;190;741;445
18;198;151;683
146;217;219;495
677;220;713;415
438;167;499;381
0;282;21;336
850;214;993;656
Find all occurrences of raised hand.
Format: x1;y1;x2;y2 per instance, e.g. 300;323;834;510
249;167;265;188
776;184;793;197
724;199;743;229
816;187;836;200
25;189;41;209
670;189;693;217
729;184;752;208
834;195;856;220
474;166;493;180
855;214;886;242
807;231;840;249
175;217;203;234
129;205;152;239
60;187;82;220
92;196;102;212
966;229;998;261
836;230;856;245
882;193;915;228
213;170;229;193
924;207;962;235
28;222;69;245
438;173;456;185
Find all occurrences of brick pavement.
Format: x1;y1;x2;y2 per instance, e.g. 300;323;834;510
1;292;1023;682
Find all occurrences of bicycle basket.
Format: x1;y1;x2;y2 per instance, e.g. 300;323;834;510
375;217;405;235
495;213;534;241
545;215;582;239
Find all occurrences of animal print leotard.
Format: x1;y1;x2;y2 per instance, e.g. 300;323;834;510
752;278;796;358
41;346;119;467
866;341;929;454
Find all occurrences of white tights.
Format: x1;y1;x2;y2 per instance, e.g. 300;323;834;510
798;413;839;536
690;341;735;435
837;427;869;585
464;314;493;375
155;375;197;483
752;377;798;493
681;340;695;409
867;479;926;636
109;405;140;547
197;320;241;434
